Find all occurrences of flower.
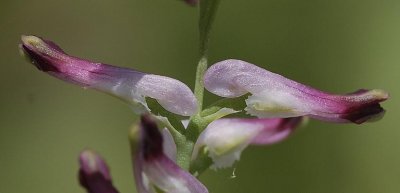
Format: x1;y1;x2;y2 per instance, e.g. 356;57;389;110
192;117;303;169
133;115;209;193
20;35;197;116
78;115;208;193
204;59;389;124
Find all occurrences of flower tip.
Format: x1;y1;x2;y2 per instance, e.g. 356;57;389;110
20;35;63;73
20;35;49;55
79;150;110;178
79;150;119;193
21;35;42;47
368;89;389;100
19;35;39;63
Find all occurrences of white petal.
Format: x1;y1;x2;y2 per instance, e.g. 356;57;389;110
193;119;263;169
193;118;302;169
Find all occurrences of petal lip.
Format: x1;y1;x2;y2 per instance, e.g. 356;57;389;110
341;104;385;124
204;59;389;123
20;35;198;116
79;150;119;193
337;89;388;124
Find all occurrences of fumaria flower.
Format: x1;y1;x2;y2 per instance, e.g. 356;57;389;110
20;35;197;116
192;117;303;169
204;59;388;124
78;115;208;193
133;115;208;193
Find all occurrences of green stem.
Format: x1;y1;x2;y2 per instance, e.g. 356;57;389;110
136;0;222;172
147;0;222;172
184;0;221;172
194;57;207;110
193;0;221;111
199;0;221;57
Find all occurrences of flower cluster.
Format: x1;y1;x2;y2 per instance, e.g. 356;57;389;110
20;34;388;192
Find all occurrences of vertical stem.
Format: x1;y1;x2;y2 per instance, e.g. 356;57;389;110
193;0;221;111
174;0;221;172
194;56;207;110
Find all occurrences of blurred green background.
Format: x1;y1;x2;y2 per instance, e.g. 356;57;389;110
1;0;399;192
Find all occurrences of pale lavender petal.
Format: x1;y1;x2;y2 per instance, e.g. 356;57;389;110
133;115;208;193
79;150;119;193
204;59;388;123
20;35;197;116
192;117;302;169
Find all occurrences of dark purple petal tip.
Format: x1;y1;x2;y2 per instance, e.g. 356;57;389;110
20;35;62;73
343;103;385;124
20;35;97;87
79;150;110;178
339;89;388;124
79;150;119;193
140;115;164;161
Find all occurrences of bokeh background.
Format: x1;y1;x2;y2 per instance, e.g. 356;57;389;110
1;0;399;192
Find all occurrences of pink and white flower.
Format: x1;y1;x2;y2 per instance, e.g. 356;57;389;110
204;59;388;124
193;117;303;169
20;35;197;116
